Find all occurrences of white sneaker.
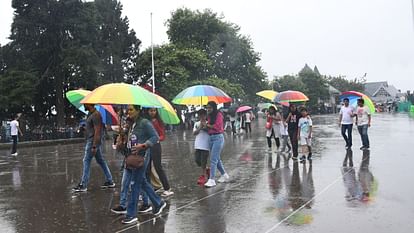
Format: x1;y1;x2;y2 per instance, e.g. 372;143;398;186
161;190;174;197
204;179;216;187
112;144;117;150
11;153;18;156
217;173;230;183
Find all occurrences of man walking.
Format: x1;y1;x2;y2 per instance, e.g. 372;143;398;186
339;98;355;149
10;114;23;156
72;104;115;192
286;104;301;160
356;99;371;150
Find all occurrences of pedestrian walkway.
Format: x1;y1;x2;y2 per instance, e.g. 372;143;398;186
0;114;413;232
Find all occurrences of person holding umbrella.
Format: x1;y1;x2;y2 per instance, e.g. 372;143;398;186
204;101;230;187
285;104;301;160
339;98;355;149
72;104;115;192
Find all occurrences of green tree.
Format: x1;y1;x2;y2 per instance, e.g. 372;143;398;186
166;8;267;102
327;76;365;93
299;67;329;108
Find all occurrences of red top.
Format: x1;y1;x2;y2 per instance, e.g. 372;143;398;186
208;111;224;135
151;118;165;141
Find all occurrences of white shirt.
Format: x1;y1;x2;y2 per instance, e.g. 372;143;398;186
280;124;289;136
340;105;354;125
193;121;210;151
245;112;252;123
298;116;313;137
356;106;370;126
10;120;19;136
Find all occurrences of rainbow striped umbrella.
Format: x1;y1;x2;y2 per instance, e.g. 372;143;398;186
172;85;232;105
66;90;119;125
80;83;162;107
340;91;375;114
273;90;309;103
153;95;180;125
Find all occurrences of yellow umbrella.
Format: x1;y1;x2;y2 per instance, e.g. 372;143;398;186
256;90;278;101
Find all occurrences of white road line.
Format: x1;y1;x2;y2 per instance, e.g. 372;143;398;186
263;157;369;233
116;152;282;233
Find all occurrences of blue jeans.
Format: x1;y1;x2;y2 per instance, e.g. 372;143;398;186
357;124;370;147
341;124;353;147
81;140;113;187
126;151;162;218
119;166;132;208
209;134;226;179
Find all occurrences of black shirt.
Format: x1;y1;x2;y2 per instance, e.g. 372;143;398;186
287;110;301;131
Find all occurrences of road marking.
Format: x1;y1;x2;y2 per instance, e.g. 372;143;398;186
116;151;282;233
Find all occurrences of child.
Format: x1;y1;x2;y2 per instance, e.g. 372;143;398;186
193;109;210;185
279;122;291;153
298;107;312;163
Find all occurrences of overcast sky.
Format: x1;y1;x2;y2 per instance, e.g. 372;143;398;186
1;0;414;91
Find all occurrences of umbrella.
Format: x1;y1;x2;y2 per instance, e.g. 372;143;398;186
66;89;119;125
256;90;278;101
273;90;309;103
236;105;252;113
172;85;232;105
151;95;180;125
80;83;163;108
340;91;375;114
260;103;278;110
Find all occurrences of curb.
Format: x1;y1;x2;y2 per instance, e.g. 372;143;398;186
0;138;85;150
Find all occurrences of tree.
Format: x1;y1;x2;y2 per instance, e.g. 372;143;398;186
327;76;365;93
166;8;267;102
134;44;213;100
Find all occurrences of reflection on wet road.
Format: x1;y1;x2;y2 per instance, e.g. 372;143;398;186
0;113;414;232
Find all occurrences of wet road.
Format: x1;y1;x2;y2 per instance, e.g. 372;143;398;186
0;113;413;233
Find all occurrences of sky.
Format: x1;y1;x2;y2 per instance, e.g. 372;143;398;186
1;0;414;92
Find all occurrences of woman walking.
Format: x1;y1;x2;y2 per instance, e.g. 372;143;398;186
266;106;282;151
204;101;230;187
147;108;174;197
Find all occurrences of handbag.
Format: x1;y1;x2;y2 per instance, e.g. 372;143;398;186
265;122;272;129
125;154;145;169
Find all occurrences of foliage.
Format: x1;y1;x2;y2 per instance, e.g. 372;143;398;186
327;76;365;93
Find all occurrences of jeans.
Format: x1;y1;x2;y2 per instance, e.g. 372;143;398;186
80;140;113;187
119;165;132;208
11;135;17;154
357;124;370;147
209;134;226;179
126;151;162;218
341;124;353;147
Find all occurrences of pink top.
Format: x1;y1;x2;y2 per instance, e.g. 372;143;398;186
208;111;224;135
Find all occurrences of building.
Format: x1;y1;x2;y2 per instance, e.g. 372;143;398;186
364;81;404;104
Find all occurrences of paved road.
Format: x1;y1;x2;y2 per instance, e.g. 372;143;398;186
0;113;413;233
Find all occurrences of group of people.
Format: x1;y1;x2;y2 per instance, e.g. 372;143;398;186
69;100;231;224
265;104;313;163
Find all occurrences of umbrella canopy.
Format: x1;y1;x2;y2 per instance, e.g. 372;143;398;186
172;85;232;105
274;90;309;103
153;95;180;125
256;90;278;101
340;91;375;114
80;83;163;107
260;103;278;110
66;89;119;125
236;105;252;113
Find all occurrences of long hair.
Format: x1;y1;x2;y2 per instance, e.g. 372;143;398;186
207;101;218;125
148;108;165;128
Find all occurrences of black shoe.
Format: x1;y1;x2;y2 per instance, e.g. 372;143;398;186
72;184;87;193
138;205;153;213
307;153;312;161
300;155;306;163
101;181;115;189
121;216;138;224
153;201;167;216
363;146;370;150
111;205;126;215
